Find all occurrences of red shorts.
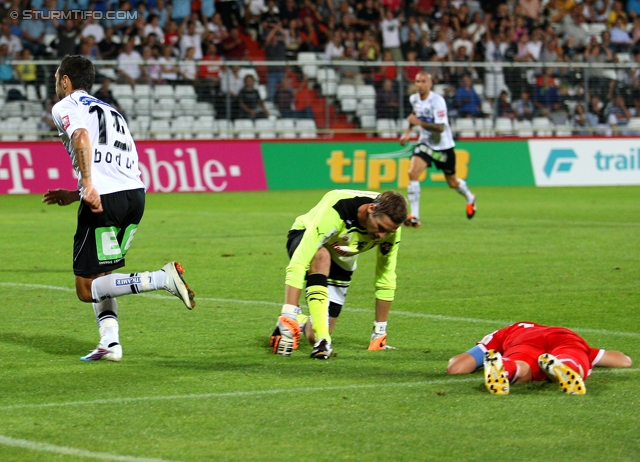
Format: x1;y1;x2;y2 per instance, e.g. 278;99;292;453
503;329;592;382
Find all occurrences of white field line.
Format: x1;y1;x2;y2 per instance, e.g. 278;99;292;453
0;378;519;411
0;435;177;462
1;282;638;338
0;370;638;413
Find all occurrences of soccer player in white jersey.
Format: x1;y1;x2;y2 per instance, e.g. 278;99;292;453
400;71;476;227
42;55;195;362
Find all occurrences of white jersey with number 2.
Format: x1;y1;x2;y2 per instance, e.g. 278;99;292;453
52;90;145;195
409;90;455;151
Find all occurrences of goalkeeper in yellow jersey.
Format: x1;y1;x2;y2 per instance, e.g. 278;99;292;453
269;190;407;359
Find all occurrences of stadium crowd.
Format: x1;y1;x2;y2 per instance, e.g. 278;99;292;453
1;0;640;137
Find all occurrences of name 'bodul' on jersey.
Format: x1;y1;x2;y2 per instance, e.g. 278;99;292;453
52;91;145;195
409;91;455;151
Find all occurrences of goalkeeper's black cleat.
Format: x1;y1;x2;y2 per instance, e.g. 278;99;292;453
310;339;332;360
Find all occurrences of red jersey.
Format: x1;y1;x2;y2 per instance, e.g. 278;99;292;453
477;322;603;381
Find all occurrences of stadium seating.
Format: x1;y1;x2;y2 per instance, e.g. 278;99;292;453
278;118;297;138
234;119;256;139
376;118;397;138
297;52;319;80
149;119;171;139
533;117;553;136
455;118;476;138
255;118;277;138
296;119;318;138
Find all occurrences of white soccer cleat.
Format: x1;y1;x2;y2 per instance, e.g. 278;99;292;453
484;349;509;395
538;353;586;395
80;344;122;362
163;262;195;310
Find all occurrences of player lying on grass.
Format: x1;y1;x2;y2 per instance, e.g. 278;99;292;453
270;189;407;359
447;321;632;395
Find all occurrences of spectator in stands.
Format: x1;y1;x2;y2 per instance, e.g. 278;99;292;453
520;0;541;26
355;0;381;34
450;44;472;87
357;29;380;61
178;46;197;84
14;47;41;98
141;46;162;85
238;74;268;120
584;36;615;98
484;30;508;102
454;74;482;118
610;17;633;53
572;102;590;134
608;0;628;28
164;20;180;48
111;1;136;36
400;15;422;43
402;49;422;84
99;27;121;59
151;0;169;28
324;30;345;61
170;0;192;26
40;98;57;138
280;0;299;28
0;22;22;58
0;43;16;83
284;18;302;60
158;43;180;84
274;74;315;119
21;11;48;57
467;10;486;44
513;90;535;121
265;22;287;102
81;15;105;44
208;12;229;45
220;65;244;119
533;73;560;117
380;7;403;63
220;26;248;59
117;38;146;86
373;50;398;91
452;29;474;59
93;77;127;119
432;29;453;62
526;27;544;61
298;13;327;52
587;94;608;127
562;6;590;52
401;30;421;60
496;90;516;120
144;14;165;44
245;0;266;38
375;77;399;119
197;42;222;103
540;36;561;64
607;94;632;132
336;44;364;85
418;33;435;61
180;21;203;60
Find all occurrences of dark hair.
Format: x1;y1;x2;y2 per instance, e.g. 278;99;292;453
58;55;95;91
373;191;408;225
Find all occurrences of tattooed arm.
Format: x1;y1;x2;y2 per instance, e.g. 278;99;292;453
72;128;103;213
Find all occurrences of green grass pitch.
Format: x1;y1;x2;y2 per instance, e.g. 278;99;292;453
0;186;638;461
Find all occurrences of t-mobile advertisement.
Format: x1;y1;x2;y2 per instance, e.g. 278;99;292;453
0;140;267;194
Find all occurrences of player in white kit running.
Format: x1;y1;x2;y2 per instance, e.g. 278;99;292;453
42;55;195;362
400;71;476;227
